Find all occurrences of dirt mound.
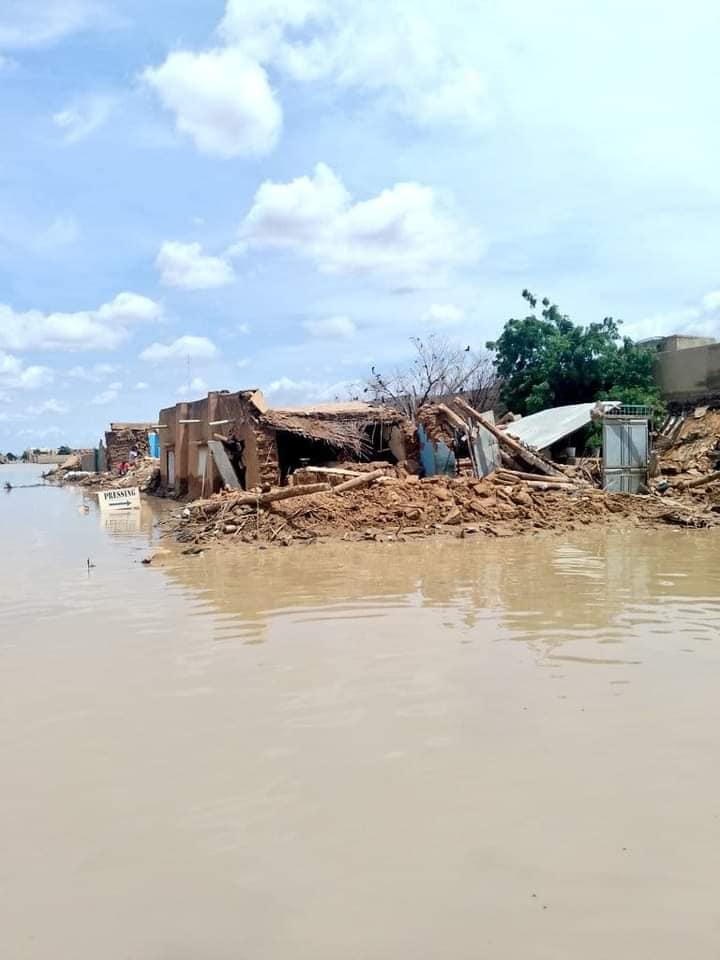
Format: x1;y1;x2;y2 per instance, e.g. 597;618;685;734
170;474;720;553
660;408;720;478
49;457;160;493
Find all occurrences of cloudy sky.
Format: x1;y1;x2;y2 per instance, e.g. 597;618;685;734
1;0;719;450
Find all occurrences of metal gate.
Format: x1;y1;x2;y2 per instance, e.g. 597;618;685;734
603;407;650;493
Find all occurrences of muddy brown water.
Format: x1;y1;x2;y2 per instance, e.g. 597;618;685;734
2;463;720;959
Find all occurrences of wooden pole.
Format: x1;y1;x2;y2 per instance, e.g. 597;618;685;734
334;469;386;494
519;480;576;492
450;396;564;478
678;470;720;491
497;468;573;484
190;482;331;515
437;404;468;433
434;405;482;477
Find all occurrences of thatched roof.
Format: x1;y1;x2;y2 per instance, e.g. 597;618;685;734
276;400;404;420
259;411;372;456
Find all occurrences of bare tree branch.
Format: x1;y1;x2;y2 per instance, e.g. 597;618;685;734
364;334;500;420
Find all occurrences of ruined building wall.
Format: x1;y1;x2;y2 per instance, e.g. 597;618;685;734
158;406;178;488
105;427;151;470
213;393;280;490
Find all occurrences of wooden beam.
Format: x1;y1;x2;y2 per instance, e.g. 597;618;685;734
451;396;564;479
208;420;231;426
190;482;331;515
678;470;720;491
178;419;202;424
334;469;385;493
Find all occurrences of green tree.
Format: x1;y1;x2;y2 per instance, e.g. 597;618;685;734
5;452;17;461
57;445;72;456
487;290;661;416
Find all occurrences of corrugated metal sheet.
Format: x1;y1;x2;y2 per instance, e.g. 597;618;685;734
505;402;619;451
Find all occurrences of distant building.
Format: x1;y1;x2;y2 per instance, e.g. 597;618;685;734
647;335;720;403
639;334;717;353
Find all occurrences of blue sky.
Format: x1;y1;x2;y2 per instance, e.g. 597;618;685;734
1;0;720;451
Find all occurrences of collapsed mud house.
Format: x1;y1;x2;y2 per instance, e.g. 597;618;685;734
104;422;160;470
157;389;415;499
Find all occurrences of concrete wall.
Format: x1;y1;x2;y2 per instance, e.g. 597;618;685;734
655;342;720;403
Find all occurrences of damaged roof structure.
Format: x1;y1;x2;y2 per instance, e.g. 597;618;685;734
158;388;415;499
504;401;620;453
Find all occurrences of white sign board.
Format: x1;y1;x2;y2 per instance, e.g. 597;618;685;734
98;486;141;513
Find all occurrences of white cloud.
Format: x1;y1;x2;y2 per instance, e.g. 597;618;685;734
27;398;69;416
17;427;64;440
91;386;120;405
701;291;720;312
176;376;208;399
140;334;218;365
628;289;720;341
134;381;149;391
67;362;117;382
0;352;54;391
424;303;464;327
0;292;162;353
0;54;17;71
265;375;351;403
53;93;116;143
140;1;487;159
234;162;480;285
156;240;236;289
0;1;109;50
220;0;489;128
142;46;282;158
303;315;356;339
37;215;79;250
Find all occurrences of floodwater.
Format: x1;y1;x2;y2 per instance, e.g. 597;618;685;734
2;463;720;959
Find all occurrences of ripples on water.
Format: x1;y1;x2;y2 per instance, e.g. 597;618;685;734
3;464;720;959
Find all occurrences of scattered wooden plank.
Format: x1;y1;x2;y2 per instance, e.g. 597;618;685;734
208;440;242;490
190;482;331;516
497;468;570;483
678;470;720;491
334;469;386;493
450;396;565;479
302;466;364;479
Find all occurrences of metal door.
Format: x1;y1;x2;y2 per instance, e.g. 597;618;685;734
603;416;649;493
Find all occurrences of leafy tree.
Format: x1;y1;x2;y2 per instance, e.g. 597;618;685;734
487;290;661;416
5;452;17;461
57;445;72;456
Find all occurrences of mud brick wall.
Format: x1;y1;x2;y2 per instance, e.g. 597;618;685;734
252;424;280;488
105;428;150;469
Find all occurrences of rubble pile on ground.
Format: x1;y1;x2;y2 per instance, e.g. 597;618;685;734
170;471;720;553
658;408;720;480
46;457;160;493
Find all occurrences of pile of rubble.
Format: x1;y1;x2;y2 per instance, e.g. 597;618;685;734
45;456;160;493
169;468;719;553
162;399;720;554
657;407;720;481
